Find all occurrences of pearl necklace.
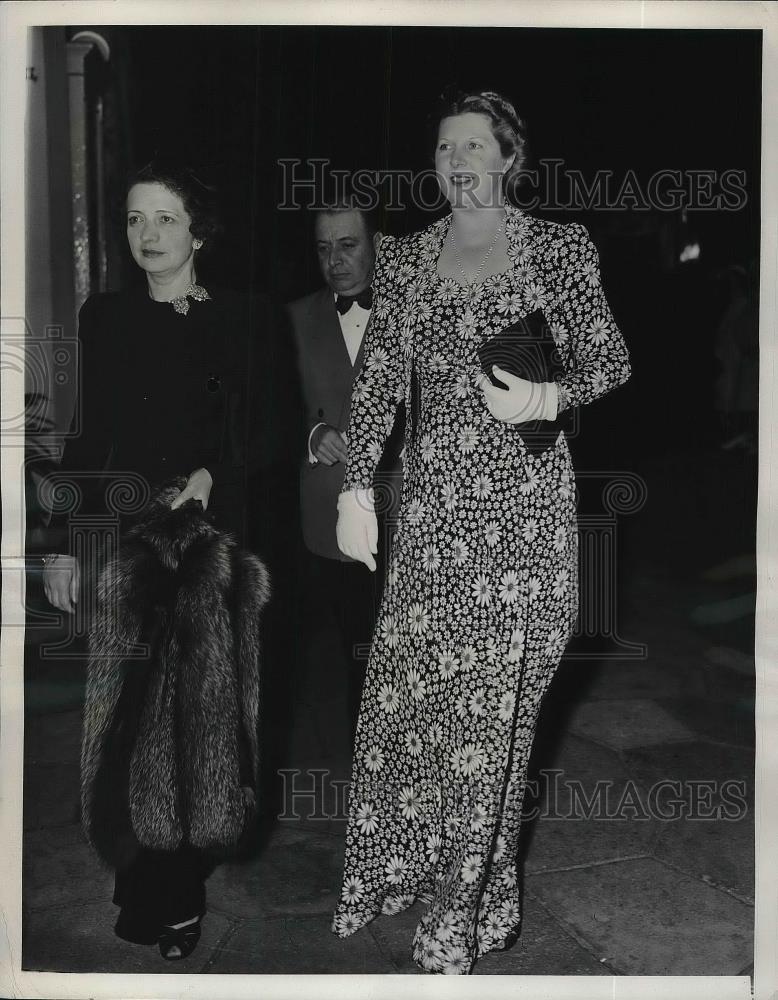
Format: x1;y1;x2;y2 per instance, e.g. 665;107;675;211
449;214;506;286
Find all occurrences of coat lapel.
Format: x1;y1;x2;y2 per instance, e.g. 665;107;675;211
317;289;354;377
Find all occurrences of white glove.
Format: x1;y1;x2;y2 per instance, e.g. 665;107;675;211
480;366;559;423
336;488;378;571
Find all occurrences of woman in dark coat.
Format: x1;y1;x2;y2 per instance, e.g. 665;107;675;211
41;161;270;960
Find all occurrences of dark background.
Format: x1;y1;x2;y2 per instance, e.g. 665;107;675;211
73;24;761;472
90;25;761;567
105;26;761;291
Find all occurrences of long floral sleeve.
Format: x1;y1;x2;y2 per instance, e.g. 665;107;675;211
545;223;631;413
342;235;407;493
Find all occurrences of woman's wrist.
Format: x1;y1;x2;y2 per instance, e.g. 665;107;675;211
542;381;559;421
338;487;375;512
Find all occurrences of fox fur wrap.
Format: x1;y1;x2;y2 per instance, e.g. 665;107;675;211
80;480;270;865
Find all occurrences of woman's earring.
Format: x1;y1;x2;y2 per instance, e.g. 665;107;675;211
192;238;203;250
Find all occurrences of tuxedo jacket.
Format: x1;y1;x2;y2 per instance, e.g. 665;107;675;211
287;287;402;562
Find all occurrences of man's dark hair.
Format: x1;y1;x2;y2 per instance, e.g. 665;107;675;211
313;200;379;240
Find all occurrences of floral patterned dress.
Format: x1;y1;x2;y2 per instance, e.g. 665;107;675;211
330;204;631;974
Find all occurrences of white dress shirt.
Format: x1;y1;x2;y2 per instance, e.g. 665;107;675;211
339;298;370;365
307;296;371;463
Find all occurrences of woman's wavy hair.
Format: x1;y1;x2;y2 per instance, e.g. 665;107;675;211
125;159;223;252
427;87;530;201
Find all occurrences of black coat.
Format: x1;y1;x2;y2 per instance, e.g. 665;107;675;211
81;481;270;867
42;283;290;552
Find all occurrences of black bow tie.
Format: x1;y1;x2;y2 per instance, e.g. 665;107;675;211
335;288;373;314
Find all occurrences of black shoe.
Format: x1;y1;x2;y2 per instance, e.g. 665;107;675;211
158;919;202;960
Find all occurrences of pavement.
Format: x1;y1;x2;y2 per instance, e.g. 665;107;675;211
20;448;756;979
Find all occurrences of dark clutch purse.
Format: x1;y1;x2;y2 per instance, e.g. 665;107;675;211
476;309;571;455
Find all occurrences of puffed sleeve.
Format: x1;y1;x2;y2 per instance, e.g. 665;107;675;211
341;235;407;492
545;223;631;413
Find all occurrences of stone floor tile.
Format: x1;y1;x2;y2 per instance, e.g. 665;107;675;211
523;814;655;877
650;812;754;904
208;824;345;920
23;824;112;911
475;892;611;975
529;727;635;788
569;657;708;703
623;740;754;902
22;898;232;973
528;856;753;975
275;815;349;838
205;913;392;974
655;694;754;749
522;732;660;873
565;698;696;750
362;902;424;973
623;740;754;788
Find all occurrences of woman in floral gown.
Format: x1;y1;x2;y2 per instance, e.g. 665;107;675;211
332;89;631;974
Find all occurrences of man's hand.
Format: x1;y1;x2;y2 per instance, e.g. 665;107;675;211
171;468;213;510
312;424;348;466
42;555;79;614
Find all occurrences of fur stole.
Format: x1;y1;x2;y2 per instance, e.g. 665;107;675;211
81;480;270;864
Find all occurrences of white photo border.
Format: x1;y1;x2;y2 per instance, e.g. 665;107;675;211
1;2;775;999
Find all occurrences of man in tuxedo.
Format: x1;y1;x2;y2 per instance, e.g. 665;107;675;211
287;204;401;744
